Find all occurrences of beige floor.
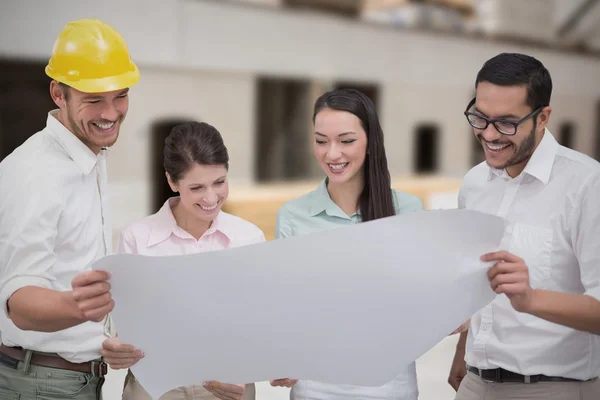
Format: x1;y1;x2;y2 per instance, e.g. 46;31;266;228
102;335;459;400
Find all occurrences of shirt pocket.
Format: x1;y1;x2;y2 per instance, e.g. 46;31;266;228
508;222;553;288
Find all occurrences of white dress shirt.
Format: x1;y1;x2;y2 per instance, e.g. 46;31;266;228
459;129;600;380
0;110;112;363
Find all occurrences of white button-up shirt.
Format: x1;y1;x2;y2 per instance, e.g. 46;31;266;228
460;129;600;380
0;110;112;363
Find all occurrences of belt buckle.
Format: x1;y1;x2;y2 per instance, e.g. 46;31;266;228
478;368;496;383
91;360;108;378
496;368;503;383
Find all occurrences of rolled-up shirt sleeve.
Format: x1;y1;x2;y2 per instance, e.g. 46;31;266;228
573;174;600;301
0;180;61;318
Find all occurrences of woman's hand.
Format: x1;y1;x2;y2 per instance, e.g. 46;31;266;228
203;381;246;400
270;378;298;388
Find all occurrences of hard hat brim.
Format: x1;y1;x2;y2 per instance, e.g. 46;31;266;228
45;64;140;94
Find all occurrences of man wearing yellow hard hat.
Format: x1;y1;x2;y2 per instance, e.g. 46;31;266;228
0;18;139;399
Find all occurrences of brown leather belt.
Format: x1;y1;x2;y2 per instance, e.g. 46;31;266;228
0;344;107;377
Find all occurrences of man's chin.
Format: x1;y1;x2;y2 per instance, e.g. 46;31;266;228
485;159;508;170
98;133;119;149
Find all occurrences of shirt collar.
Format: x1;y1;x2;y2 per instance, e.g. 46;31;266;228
309;178;359;219
147;197;232;247
204;212;233;243
46;110;100;175
488;128;558;185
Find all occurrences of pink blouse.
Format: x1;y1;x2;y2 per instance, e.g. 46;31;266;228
117;197;265;255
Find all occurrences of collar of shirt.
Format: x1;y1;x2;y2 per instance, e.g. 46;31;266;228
308;178;360;220
488;128;558;185
147;197;232;247
45;110;101;176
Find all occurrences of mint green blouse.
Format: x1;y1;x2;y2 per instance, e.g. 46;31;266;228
275;179;424;239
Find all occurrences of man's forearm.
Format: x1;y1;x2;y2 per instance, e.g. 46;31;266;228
528;290;600;335
7;286;85;332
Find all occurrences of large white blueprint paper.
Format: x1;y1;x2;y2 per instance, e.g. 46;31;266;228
94;209;505;399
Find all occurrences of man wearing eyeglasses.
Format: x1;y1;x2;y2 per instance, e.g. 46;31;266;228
448;53;600;400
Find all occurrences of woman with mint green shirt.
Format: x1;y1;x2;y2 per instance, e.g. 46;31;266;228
270;88;423;400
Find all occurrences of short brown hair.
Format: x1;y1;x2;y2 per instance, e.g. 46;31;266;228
59;82;71;101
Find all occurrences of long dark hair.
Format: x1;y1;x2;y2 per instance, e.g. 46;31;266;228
313;88;395;222
163;121;229;183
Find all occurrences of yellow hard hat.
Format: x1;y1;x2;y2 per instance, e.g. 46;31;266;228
45;18;140;93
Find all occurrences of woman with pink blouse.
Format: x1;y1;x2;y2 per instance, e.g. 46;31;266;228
102;121;264;400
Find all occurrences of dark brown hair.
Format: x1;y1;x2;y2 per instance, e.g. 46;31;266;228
313;88;395;222
163;121;229;183
58;82;71;101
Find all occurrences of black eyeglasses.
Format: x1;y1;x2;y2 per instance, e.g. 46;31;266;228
464;98;545;136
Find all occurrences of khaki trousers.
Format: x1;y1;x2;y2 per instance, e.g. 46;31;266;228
0;358;104;400
122;370;256;400
455;371;600;400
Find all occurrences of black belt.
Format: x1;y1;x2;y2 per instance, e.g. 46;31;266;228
467;366;588;383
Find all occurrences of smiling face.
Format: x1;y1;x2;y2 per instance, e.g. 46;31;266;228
167;163;229;224
472;81;550;177
313;108;368;185
50;81;129;154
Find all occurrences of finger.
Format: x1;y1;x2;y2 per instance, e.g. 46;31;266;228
206;382;244;395
72;270;111;288
490;272;528;290
101;349;144;360
102;337;120;350
481;251;521;263
102;340;139;354
102;349;144;359
103;356;142;367
203;383;242;400
76;292;113;314
490;272;528;291
488;262;528;281
487;261;511;276
271;379;297;388
83;301;115;322
494;282;527;295
73;281;111;302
